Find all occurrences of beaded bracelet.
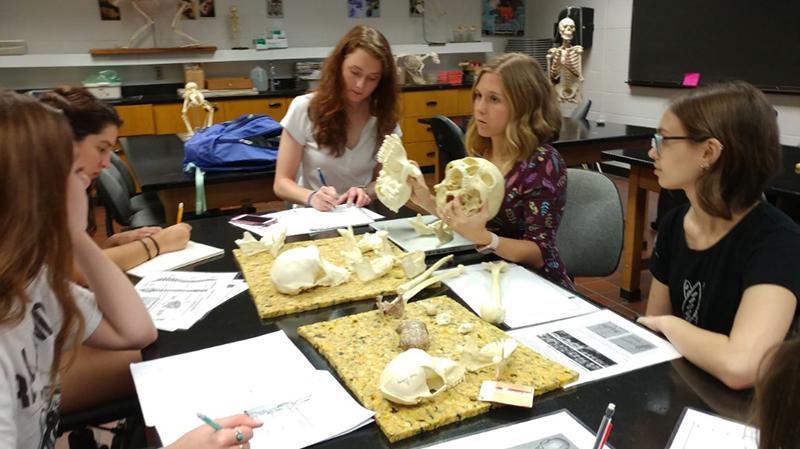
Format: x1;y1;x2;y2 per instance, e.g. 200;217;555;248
138;239;152;261
146;236;161;257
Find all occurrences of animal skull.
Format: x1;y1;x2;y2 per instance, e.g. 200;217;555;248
434;157;505;218
379;348;465;405
270;246;350;295
375;134;423;212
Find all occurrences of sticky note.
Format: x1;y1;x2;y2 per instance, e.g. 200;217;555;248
682;73;700;87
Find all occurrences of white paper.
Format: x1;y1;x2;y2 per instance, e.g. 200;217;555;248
130;331;317;434
421;410;600;449
231;206;383;237
509;309;681;387
442;263;598;329
127;241;225;278
667;408;758;449
244;370;374;449
135;272;245;331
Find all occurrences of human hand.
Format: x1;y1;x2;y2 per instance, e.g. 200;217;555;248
637;315;667;334
437;197;491;243
103;227;162;248
165;414;263;449
337;186;371;207
152;223;192;254
310;186;338;211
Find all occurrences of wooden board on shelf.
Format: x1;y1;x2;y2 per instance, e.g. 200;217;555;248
90;46;217;56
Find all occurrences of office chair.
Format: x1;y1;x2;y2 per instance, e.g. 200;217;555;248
95;168;165;236
427;115;466;181
113;142;163;213
570;98;592;120
557;168;623;278
60;397;147;449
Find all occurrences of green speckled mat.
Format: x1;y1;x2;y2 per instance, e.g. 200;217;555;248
233;236;409;319
298;295;578;442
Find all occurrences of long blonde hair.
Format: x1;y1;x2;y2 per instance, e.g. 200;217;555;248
0;90;85;382
465;53;561;173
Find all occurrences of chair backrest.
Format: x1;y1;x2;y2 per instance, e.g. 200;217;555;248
427;115;466;179
110;150;137;197
95;168;132;227
557;168;623;277
570;98;592;120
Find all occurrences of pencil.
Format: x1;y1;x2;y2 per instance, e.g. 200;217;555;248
196;412;223;431
177;202;184;224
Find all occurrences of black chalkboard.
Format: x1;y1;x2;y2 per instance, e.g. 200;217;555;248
628;0;800;94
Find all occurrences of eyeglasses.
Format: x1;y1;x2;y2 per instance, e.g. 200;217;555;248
651;133;692;155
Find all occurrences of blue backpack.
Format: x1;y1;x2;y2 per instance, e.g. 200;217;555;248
183;114;282;213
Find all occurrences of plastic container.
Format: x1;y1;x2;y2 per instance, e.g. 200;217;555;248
250;66;269;92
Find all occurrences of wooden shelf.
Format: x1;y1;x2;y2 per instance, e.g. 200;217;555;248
89;46;217;56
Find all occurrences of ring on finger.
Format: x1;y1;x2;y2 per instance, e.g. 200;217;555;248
234;429;245;443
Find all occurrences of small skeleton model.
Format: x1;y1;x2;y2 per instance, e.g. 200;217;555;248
395;52;440;85
459;337;519;379
379;348;465;405
547;16;584;103
479;261;508;324
234;226;286;257
181;82;214;136
270;246;350;295
397;320;430;350
375;134;423;212
434;157;505;218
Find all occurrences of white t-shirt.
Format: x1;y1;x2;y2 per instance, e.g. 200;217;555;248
280;93;401;194
0;270;102;449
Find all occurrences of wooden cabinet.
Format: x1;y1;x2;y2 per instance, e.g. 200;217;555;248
153;102;225;135
401;90;458;117
114;104;155;136
399;89;461;169
455;88;473;115
220;97;290;122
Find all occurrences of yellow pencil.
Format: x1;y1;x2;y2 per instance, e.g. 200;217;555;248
176;202;184;224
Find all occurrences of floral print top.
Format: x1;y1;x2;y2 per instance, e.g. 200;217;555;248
486;144;573;290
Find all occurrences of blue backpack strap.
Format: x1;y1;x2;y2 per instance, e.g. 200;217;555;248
183;162;207;214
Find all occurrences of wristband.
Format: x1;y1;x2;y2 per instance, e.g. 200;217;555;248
476;232;499;255
146;236;161;257
138;239;152;260
306;189;318;207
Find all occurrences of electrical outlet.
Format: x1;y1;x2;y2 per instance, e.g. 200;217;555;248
154;65;163;80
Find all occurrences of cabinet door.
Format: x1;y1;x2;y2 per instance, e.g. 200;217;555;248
401;90;458;117
220;97;290;122
456;88;474;115
400;117;435;143
114;104;155;136
153;102;223;135
404;141;437;168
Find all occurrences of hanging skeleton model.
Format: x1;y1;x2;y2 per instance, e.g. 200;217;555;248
546;16;584;103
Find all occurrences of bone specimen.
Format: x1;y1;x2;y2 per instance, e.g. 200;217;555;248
434;312;452;326
459;337;519;378
409;213;453;244
353;254;395;282
409;214;436;235
399;251;426;279
375;134;423;212
480;261;508;324
399;265;465;302
434;157;505;219
376;295;405;318
397;254;454;295
234;225;286;257
457;322;475;334
270;246;349;295
379;348;465;405
397;320;430;350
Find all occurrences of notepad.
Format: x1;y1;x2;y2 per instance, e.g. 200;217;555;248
127;241;224;278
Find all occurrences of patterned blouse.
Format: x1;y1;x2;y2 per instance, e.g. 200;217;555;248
486;144;573;290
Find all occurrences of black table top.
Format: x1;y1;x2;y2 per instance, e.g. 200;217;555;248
420;116;655;146
142;208;752;449
124;134;276;191
603;146;800;198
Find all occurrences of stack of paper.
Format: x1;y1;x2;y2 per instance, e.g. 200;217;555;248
130;332;374;449
127;241;225;278
135;271;247;331
667;408;758;449
441;263;599;328
230;205;384;237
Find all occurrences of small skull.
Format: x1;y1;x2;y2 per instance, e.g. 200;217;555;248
434;157;505;218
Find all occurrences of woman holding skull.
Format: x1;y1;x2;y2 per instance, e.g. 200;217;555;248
411;53;571;289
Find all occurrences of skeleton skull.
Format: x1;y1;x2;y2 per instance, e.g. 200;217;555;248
558;17;576;42
270;246;350;295
434;157;505;218
379;348;465;405
375;134;423;212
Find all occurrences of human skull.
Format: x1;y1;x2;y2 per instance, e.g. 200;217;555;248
379;348;465;405
375;134;422;212
558;17;576;42
270;246;350;295
434;157;505;218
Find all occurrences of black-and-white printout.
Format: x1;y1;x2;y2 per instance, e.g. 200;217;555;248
666;408;757;449
509;309;681;387
441;263;599;329
420;409;604;449
231;206;383;237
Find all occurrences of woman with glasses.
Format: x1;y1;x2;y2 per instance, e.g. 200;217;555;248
637;81;800;390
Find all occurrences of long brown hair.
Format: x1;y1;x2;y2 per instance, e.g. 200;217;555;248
753;338;800;449
465;52;561;174
310;25;399;157
0;90;85;383
669;81;780;219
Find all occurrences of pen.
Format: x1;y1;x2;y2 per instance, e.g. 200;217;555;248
177;202;184;224
591;403;615;449
196;412;223;431
317;167;328;186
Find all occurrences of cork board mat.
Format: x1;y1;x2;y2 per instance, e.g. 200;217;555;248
234;236;410;319
298;295;578;442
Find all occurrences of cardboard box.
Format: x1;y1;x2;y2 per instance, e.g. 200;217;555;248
206;77;253;90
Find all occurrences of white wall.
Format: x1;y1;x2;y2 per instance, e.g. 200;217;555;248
2;0;799;144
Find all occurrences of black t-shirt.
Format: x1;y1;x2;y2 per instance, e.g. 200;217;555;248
651;201;800;335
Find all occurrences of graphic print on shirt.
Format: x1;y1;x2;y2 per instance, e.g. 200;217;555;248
682;280;703;325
